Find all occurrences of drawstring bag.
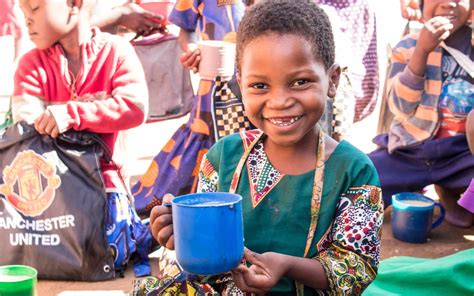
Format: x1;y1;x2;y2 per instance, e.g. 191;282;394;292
132;34;194;122
0;122;151;280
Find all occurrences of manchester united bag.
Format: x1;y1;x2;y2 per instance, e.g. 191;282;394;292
0;122;115;281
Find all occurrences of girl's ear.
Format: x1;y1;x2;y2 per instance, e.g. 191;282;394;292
327;63;341;99
236;73;242;91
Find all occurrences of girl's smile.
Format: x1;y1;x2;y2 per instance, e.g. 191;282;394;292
266;115;303;127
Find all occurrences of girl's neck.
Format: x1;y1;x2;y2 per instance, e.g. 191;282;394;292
60;21;92;76
264;129;319;175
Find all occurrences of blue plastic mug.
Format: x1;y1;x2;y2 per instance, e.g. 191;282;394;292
391;193;445;243
171;192;244;275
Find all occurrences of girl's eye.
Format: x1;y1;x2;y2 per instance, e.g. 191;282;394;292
250;83;268;90
292;79;308;87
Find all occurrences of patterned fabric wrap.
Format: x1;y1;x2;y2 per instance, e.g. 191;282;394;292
106;192;152;276
212;76;253;140
168;0;245;42
131;248;218;295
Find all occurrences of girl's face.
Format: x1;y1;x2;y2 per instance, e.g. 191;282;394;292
20;0;75;50
238;33;339;148
423;0;471;32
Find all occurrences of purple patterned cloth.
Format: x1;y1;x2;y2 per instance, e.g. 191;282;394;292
319;0;379;122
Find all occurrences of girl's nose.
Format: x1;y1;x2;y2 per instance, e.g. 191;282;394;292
265;90;294;110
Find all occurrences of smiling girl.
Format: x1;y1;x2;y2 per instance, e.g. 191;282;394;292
151;1;383;294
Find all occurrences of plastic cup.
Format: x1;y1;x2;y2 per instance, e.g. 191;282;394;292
171;192;244;275
0;265;37;296
391;193;445;243
197;40;236;80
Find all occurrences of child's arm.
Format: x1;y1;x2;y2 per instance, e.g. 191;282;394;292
387;16;453;119
12;51;46;124
407;16;453;76
168;0;202;72
47;39;148;134
177;29;200;73
91;2;166;35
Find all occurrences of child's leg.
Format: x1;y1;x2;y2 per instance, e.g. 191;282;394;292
435;185;473;228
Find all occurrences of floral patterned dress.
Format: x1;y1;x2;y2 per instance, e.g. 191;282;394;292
197;130;384;295
133;130;384;295
131;0;245;214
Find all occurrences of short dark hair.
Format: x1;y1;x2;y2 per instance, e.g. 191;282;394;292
236;0;335;73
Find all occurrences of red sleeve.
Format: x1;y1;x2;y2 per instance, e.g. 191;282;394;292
12;49;46;123
50;38;149;133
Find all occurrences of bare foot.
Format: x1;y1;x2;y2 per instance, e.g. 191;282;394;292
436;185;473;228
440;197;473;228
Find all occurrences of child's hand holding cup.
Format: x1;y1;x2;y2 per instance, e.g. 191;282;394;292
180;43;201;73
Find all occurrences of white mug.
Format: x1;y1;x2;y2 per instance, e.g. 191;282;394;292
197;40;236;80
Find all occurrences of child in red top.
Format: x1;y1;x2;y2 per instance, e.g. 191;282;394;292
13;0;151;275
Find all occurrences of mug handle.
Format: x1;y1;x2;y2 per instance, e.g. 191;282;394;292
432;202;445;229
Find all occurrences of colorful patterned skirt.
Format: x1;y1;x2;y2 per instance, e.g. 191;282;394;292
132;79;216;215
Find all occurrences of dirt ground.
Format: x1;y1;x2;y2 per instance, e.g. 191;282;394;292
36;207;473;295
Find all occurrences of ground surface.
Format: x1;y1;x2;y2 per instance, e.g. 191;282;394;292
35;207;473;295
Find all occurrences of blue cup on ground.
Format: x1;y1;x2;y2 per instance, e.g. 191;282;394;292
391;192;445;243
171;192;244;275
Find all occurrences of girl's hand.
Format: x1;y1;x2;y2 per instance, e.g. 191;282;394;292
231;248;287;294
418;16;454;54
179;43;201;73
34;110;60;138
150;193;175;249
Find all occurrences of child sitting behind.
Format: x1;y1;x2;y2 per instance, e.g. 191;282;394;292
150;1;383;294
368;0;473;228
14;0;151;274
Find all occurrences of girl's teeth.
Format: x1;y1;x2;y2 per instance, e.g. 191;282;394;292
269;116;301;126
